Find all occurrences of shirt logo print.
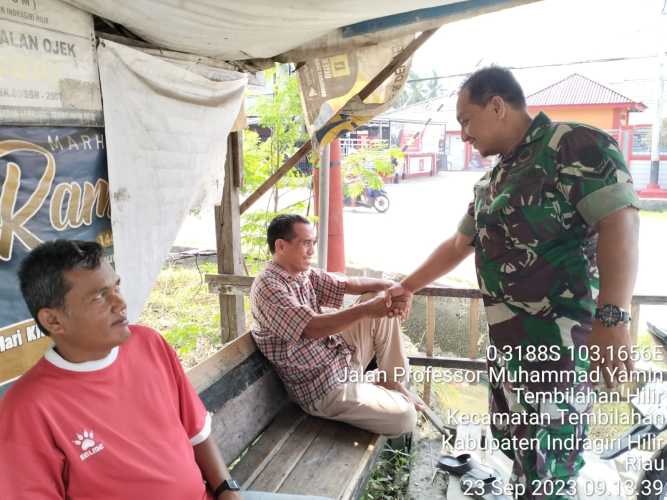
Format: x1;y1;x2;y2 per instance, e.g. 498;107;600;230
73;429;105;461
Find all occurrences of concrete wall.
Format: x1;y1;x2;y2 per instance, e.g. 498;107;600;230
530;107;616;130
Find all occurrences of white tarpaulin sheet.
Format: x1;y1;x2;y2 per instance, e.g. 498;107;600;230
64;0;453;60
97;39;246;321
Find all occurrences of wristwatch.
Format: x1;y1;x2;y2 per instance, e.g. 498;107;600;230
214;479;241;497
594;304;631;327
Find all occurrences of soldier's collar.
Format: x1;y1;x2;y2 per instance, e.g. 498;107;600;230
523;112;552;143
500;112;551;163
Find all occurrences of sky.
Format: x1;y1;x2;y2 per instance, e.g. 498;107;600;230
409;0;667;123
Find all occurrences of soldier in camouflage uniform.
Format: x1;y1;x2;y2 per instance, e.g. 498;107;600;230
388;67;639;498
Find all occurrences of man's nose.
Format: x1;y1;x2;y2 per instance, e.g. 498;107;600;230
110;290;127;312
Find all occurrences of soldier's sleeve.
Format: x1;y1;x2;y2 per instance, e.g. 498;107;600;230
457;200;476;239
555;126;639;226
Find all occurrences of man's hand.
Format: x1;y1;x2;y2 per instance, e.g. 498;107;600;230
587;323;634;389
362;294;391;318
385;283;414;320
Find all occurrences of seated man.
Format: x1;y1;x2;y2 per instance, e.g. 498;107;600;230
0;240;328;500
250;214;420;436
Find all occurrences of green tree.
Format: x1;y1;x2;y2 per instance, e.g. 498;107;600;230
241;66;311;272
394;69;425;108
424;69;443;99
394;69;442;109
342;145;403;199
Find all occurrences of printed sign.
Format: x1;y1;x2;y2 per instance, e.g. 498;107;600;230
0;0;102;125
0;126;112;382
298;37;412;148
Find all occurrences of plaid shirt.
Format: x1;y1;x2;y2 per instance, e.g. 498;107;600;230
250;262;353;408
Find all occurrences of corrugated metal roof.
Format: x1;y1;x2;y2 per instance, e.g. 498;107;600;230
526;73;645;110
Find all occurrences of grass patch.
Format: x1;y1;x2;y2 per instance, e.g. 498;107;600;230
361;443;413;500
139;261;222;368
640;209;667;220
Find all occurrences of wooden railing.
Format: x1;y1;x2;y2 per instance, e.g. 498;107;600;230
205;273;667;404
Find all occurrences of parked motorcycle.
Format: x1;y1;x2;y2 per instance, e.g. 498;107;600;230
343;186;390;213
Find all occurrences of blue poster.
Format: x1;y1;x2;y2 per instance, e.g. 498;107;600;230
0;126;112;382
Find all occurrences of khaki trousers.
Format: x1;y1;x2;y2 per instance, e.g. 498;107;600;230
308;299;417;436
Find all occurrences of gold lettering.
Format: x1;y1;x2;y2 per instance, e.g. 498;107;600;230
83;179;110;220
0;141;55;261
50;179;110;230
96;229;113;248
50;182;82;229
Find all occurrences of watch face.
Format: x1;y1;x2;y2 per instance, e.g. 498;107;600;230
596;304;627;327
227;479;240;491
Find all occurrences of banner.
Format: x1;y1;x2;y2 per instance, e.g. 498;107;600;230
0;0;102;125
0;126;112;383
297;36;412;148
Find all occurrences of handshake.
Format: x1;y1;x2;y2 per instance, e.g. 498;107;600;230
362;283;414;321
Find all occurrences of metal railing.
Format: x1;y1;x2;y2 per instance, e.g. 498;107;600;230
338;138;389;157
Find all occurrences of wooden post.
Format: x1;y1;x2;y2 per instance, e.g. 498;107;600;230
630;302;640;346
423;296;436;406
468;298;481;358
215;132;245;343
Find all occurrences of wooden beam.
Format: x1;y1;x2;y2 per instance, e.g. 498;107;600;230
240;141;311;214
632;295;667;305
97;34;271;76
239;29;438;214
416;286;482;299
216;132;246;342
206;273;255;296
468;298;481;358
205;273;485;299
630;302;640;346
231;132;244;187
423;296;435;405
203;274;667;312
187;333;256;393
409;355;487;371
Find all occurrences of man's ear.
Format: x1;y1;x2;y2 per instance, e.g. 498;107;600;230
274;238;285;254
37;308;67;337
491;96;507;119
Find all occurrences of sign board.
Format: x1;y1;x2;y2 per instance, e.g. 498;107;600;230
0;0;102;126
0;126;112;383
297;36;412;148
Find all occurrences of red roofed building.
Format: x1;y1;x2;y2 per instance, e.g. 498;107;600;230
526;73;646;131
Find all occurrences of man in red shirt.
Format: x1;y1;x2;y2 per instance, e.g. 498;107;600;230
251;215;421;436
0;240;327;500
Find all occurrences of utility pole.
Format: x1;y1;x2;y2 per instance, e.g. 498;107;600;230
643;1;667;197
317;144;330;269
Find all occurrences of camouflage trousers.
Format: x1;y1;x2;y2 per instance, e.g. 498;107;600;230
488;356;593;500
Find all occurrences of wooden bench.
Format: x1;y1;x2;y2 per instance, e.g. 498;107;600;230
187;332;387;499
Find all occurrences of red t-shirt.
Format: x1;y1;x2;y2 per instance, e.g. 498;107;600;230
0;325;213;500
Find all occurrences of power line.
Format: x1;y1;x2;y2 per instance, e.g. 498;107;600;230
407;54;665;83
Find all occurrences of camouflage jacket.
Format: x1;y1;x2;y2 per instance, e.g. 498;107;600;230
458;112;639;353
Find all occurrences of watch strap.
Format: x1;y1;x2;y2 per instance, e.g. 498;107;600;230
214;479;240;497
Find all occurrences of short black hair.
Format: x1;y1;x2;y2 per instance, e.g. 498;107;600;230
267;214;310;254
461;66;526;109
18;240;103;335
